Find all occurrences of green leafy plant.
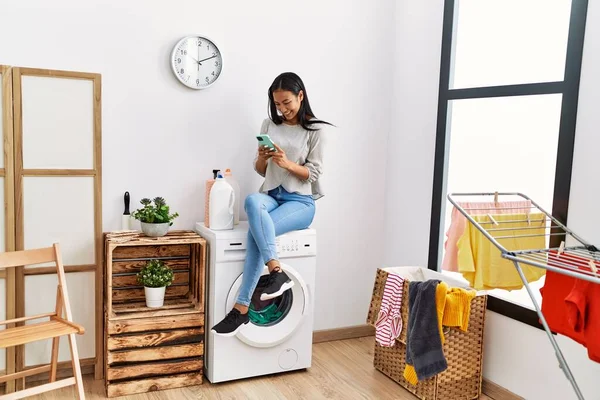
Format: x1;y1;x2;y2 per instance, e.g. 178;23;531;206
131;197;179;225
136;259;174;288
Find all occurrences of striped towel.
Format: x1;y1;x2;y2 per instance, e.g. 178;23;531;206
375;274;405;347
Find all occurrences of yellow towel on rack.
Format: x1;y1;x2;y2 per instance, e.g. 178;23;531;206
456;213;547;290
404;282;476;385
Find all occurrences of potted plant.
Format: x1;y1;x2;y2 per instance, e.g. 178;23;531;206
131;197;179;237
137;259;174;308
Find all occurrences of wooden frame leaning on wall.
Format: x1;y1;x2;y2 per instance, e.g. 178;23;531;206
0;65;102;393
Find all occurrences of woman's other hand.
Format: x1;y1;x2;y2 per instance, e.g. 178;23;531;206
271;143;291;170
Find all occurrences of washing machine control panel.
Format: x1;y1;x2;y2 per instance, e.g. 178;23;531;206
275;235;317;257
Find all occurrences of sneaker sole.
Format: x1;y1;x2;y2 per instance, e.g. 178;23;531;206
260;280;295;301
211;321;249;337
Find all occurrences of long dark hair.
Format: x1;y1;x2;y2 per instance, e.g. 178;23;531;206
268;72;332;132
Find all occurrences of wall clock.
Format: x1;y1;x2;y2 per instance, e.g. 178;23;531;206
171;35;223;89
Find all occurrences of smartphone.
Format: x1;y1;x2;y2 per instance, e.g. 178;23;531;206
256;134;277;152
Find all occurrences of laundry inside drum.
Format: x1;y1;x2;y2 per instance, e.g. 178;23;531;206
248;274;294;327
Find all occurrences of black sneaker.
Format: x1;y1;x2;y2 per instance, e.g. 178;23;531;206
260;268;295;301
211;308;249;337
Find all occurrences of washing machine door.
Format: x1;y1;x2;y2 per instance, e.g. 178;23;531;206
225;263;309;348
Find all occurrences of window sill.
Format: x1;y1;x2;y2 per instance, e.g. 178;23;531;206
486;296;549;331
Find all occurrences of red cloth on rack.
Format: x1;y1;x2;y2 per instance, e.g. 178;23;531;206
540;251;586;345
565;278;600;363
540;251;600;363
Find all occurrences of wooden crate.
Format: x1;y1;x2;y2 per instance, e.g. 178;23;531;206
104;230;206;398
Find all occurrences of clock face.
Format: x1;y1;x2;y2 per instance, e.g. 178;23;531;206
171;36;223;89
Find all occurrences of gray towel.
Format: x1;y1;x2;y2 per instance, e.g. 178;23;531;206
405;280;447;381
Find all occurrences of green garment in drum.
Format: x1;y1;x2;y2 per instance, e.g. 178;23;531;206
249;303;283;325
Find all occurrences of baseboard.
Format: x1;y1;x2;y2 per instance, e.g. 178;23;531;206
28;358;95;384
313;324;375;343
0;357;95;390
482;379;524;400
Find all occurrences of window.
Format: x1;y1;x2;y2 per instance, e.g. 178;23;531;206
428;0;588;327
451;0;572;89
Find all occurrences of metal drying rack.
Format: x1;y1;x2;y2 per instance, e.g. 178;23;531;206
447;192;600;400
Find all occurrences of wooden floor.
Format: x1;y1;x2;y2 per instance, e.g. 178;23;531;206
26;336;493;399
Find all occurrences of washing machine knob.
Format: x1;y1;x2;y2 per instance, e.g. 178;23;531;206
278;348;298;370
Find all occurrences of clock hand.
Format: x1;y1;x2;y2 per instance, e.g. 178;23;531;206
197;55;217;64
197;44;200;71
187;55;199;63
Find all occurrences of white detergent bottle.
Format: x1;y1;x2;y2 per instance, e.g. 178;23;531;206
224;168;240;225
209;173;235;230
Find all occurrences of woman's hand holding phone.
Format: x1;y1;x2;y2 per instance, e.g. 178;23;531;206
257;144;275;161
256;134;277;162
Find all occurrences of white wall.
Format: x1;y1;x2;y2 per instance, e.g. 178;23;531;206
0;0;394;331
385;1;600;399
384;0;443;268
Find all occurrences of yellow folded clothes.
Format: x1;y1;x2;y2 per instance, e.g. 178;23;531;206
442;286;476;334
457;213;546;290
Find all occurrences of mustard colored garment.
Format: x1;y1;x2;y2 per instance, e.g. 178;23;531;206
436;282;449;345
404;282;476;385
457;213;546;290
442;287;476;332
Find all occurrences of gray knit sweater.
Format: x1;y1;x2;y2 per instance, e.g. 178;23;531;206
254;118;327;200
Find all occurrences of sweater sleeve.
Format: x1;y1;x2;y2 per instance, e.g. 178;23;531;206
565;280;589;333
303;126;326;183
253;119;271;177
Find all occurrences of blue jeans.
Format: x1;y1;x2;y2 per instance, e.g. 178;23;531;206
236;186;315;306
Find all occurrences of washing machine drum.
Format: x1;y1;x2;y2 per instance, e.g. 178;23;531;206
226;263;309;348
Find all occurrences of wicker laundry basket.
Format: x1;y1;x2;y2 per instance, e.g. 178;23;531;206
367;268;487;400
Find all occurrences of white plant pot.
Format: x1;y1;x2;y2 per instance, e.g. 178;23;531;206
140;222;170;237
144;286;166;308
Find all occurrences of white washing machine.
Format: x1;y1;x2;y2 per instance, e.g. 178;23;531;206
195;221;317;383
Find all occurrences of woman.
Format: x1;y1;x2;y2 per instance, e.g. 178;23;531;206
212;72;332;336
